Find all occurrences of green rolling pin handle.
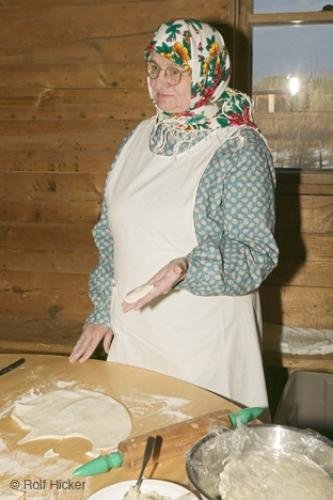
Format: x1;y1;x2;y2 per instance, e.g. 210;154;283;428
73;450;123;477
73;407;264;477
228;407;265;429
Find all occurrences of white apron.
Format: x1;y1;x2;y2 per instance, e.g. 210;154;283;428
106;118;268;408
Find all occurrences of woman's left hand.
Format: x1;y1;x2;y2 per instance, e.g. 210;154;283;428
122;257;188;313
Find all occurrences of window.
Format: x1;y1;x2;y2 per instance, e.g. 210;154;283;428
254;0;332;14
249;1;333;169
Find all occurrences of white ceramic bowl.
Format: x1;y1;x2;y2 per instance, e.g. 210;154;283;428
87;478;197;499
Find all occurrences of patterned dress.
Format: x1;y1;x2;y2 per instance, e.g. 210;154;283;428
86;119;278;407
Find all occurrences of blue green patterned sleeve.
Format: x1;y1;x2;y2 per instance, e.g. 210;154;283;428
177;128;279;296
85;196;114;327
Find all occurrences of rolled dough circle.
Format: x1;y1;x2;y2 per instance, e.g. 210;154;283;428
11;388;132;451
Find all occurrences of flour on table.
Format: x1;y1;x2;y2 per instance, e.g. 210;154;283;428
0;438;86;499
43;448;59;458
0;448;76;477
218;449;333;500
55;380;76;388
11;388;132;451
0;388;41;419
0;438;6;452
121;390;191;422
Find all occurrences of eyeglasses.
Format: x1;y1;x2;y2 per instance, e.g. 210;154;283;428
146;59;189;86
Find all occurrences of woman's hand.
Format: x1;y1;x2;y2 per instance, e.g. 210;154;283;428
69;324;113;363
122;257;188;313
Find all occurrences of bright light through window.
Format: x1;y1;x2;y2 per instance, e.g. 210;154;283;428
254;0;329;13
252;24;333;169
287;76;300;95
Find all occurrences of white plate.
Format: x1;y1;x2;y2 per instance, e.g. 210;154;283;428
87;479;197;499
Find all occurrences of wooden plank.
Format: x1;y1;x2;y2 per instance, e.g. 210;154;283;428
0;1;230;56
0;270;91;319
263;352;333;372
1;200;101;224
0;88;153;120
261;285;333;329
1;223;95;252
276;170;333;186
235;0;252;94
0;119;138;151
276;194;333;233
0;0;166;5
0;34;151;65
277;184;333;196
266;260;333;287
1;249;97;275
2;171;106;202
0;339;74;356
275;171;333;196
276;233;333;261
0;62;147;90
0;150;114;173
0;314;81;355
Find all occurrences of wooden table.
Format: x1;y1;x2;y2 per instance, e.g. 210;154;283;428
0;354;239;498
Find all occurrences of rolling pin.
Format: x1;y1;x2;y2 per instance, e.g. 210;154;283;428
74;407;263;476
119;408;232;469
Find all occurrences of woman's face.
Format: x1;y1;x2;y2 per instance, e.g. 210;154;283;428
148;52;191;113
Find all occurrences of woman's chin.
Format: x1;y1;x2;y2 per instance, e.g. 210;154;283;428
156;102;174;113
156;102;186;114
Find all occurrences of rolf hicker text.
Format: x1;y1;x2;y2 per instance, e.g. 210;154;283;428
11;479;86;491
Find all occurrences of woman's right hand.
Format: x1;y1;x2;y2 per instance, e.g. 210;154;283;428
69;324;113;363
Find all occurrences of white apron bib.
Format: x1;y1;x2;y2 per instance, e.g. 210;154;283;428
106;118;268;408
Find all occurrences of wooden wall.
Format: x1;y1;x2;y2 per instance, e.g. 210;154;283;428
0;2;332;359
0;1;236;334
263;170;333;330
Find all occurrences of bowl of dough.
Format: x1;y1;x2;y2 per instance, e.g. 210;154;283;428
186;424;333;499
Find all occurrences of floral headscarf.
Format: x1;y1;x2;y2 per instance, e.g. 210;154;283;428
145;19;256;132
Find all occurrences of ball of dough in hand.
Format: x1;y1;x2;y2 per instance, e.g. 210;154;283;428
124;284;155;304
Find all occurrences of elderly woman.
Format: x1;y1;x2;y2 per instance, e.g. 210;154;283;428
70;19;278;409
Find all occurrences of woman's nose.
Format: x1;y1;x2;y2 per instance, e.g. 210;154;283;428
155;70;170;88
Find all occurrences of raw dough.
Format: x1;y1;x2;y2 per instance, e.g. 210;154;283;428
11;388;131;451
124;284;155;303
123;487;170;500
218;450;333;500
